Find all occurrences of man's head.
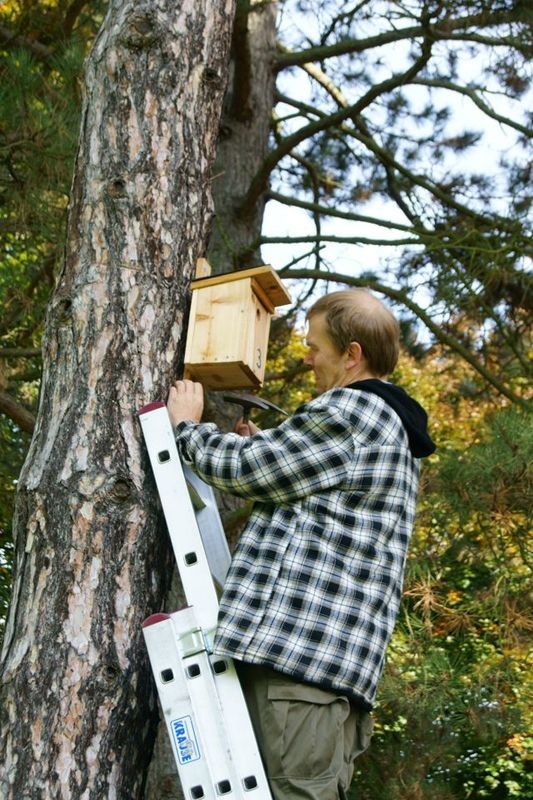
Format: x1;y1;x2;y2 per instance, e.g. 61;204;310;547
304;289;400;392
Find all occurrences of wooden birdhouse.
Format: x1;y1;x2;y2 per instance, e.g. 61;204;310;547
184;262;291;389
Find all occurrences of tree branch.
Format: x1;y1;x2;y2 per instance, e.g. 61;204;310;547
228;0;254;122
320;2;371;46
434;31;532;52
0;24;53;61
278;84;525;236
63;0;90;39
271;108;324;270
239;40;433;215
0;391;35;434
275;8;528;69
412;78;532;137
292;58;427;229
274;90;497;227
298;59;349;107
0;348;41;359
275;24;425;69
262;234;418;246
290;153;322;270
268;190;420;234
284;268;530;408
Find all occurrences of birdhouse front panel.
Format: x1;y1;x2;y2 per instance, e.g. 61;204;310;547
186;279;249;364
183;266;291;390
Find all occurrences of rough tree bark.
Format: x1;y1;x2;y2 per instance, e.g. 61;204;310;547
0;1;235;798
144;2;279;796
208;0;279;271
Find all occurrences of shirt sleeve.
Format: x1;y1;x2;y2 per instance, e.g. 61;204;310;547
174;398;354;504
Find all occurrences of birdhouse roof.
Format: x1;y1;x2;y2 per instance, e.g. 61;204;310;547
190;265;291;307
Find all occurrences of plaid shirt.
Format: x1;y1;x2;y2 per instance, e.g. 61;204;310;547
175;387;420;710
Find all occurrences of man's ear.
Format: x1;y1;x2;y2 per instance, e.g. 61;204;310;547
345;341;364;370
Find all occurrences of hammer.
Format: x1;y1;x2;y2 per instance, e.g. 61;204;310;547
222;392;288;424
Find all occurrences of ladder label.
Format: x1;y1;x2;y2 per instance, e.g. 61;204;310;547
171;715;201;765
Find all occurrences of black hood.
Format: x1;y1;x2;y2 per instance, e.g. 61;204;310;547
346;379;436;458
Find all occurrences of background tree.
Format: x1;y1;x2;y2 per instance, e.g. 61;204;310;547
0;1;235;797
2;1;530;621
3;1;529;444
264;0;531;406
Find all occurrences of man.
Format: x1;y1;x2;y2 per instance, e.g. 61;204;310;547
167;289;435;800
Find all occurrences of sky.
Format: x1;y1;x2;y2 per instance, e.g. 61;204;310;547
258;2;531;338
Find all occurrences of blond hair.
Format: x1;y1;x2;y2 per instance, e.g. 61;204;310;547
307;289;400;377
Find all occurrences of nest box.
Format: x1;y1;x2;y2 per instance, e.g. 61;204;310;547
184;264;291;390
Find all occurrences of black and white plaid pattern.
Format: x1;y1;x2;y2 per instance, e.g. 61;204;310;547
175;388;420;710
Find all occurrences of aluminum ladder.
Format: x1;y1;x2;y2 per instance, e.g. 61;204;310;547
139;402;271;800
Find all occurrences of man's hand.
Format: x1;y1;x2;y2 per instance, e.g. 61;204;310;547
167;380;204;427
234;417;260;437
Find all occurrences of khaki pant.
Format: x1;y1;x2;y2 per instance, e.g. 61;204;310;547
237;663;373;800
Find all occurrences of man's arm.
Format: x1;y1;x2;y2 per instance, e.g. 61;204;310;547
172;396;354;504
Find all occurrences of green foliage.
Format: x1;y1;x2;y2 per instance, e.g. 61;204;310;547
437;407;532;521
353;642;531;800
0;44;84;352
0;1;106;352
0;0;106;639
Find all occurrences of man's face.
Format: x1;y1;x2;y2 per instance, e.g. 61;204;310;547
304;313;348;393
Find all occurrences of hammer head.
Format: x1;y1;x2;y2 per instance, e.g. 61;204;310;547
222;392;288;422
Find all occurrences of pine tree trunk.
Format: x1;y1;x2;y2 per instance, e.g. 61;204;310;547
208;0;278;271
0;2;235;798
206;0;279;537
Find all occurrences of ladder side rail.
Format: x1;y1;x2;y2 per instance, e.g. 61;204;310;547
138;404;219;629
183;464;231;590
181;648;240;798
208;656;273;798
